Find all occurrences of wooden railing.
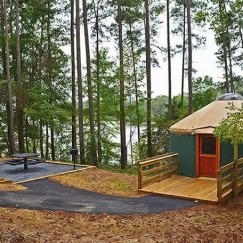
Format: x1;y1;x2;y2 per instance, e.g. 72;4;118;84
137;153;179;189
217;157;243;203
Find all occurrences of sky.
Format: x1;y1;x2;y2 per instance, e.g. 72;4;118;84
67;24;240;99
150;29;223;97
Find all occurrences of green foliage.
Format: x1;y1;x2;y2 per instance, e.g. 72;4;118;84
151;95;168;117
134;118;170;160
214;103;243;145
192;76;219;111
171;95;188;121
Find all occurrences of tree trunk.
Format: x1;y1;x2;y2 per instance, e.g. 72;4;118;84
47;0;55;160
145;0;152;157
128;17;140;159
71;0;77;162
118;2;127;169
181;1;186;109
167;0;172;120
93;1;102;164
51;127;55;160
76;0;85;163
40;119;44;158
218;0;229;92
222;2;234;92
83;0;97;166
3;0;16;154
16;0;25;152
45;124;49;159
186;0;193;114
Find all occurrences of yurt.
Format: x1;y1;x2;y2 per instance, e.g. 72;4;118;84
169;93;243;178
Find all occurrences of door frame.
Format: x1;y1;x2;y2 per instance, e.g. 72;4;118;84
196;134;220;178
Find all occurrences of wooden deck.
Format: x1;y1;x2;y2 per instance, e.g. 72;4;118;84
139;175;218;203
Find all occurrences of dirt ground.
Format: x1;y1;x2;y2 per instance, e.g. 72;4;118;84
0;167;243;242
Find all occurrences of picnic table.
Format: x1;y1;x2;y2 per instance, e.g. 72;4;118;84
5;152;43;170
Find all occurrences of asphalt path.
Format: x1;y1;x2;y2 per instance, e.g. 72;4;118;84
0;179;198;214
0;162;85;183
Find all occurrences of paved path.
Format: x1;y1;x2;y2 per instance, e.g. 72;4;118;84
0;179;197;214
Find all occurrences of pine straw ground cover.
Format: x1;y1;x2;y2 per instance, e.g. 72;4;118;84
0;167;243;242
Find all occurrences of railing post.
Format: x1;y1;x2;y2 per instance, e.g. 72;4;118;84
138;162;142;190
217;169;222;203
233;160;238;198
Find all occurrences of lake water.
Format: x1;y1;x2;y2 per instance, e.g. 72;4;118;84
113;125;143;164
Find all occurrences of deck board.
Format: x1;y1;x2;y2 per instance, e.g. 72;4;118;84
139;175;218;202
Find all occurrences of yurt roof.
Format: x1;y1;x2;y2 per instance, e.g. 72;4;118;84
170;93;243;135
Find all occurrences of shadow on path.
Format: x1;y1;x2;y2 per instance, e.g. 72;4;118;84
0;179;198;215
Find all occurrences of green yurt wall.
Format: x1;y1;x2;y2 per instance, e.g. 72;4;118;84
220;142;243;166
169;133;196;177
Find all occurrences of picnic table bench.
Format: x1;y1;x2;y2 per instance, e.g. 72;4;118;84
4;153;45;170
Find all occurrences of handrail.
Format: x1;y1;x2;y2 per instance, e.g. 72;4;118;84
138;153;179;189
217;158;243;203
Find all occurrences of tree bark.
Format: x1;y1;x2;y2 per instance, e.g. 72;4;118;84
3;0;16;154
47;0;55;160
180;1;186;109
16;0;25;152
71;0;77;162
145;0;152;157
218;0;229;93
93;0;102;164
167;0;172;120
118;1;127;169
76;0;85;163
83;0;97;166
186;0;193;114
128;16;140;159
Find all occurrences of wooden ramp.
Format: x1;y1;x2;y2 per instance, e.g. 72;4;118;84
139;175;218;203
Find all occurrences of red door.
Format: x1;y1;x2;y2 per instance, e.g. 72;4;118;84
198;135;219;177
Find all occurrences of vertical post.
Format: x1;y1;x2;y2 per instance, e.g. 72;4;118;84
70;148;78;170
175;154;179;174
138;162;142;190
217;169;222;203
73;152;76;170
234;144;238;161
233;160;238;198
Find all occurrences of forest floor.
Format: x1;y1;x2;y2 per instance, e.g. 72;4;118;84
0;167;243;242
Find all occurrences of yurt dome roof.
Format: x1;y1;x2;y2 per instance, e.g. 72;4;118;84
170;93;243;135
217;93;243;100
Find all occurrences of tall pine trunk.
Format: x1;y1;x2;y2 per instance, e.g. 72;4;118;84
218;0;229;92
76;0;85;163
83;0;97;166
3;0;16;154
47;0;55;160
186;0;193;114
93;1;102;164
118;1;127;169
128;16;140;159
222;2;234;92
180;1;186;108
40;119;44;157
45;124;49;159
167;0;172;120
71;0;77;162
15;0;24;152
145;0;152;157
